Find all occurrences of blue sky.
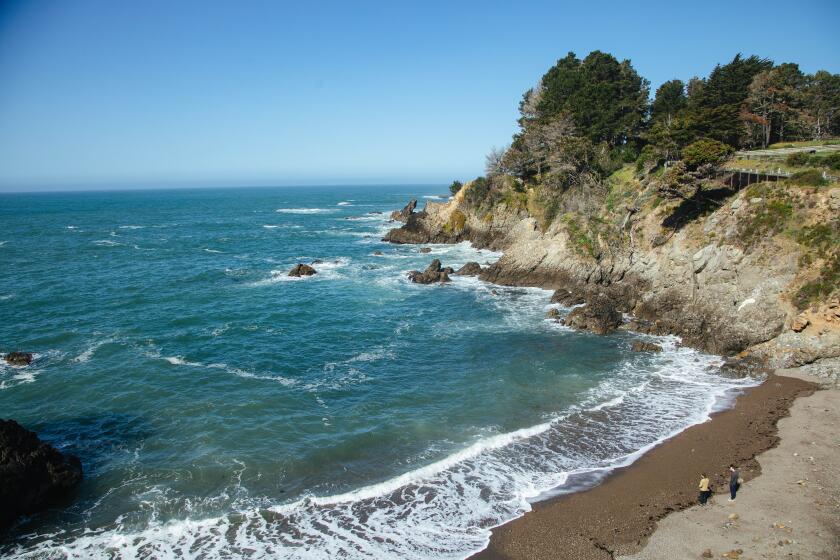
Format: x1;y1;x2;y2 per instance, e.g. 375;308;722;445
1;0;838;191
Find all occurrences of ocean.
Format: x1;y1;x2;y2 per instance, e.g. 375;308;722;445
0;185;756;559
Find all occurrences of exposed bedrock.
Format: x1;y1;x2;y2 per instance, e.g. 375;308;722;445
0;419;83;530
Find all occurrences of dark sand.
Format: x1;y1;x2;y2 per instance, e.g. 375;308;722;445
470;374;815;560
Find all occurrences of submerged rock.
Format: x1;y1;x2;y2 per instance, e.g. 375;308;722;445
407;259;451;284
390;199;417;222
288;264;317;277
419;247;432;254
562;296;622;335
630;340;663;353
0;419;83;530
455;262;482;276
4;352;33;366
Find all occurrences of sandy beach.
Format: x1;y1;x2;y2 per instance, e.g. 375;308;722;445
471;371;839;560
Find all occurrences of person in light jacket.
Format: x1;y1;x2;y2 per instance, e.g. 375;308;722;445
698;473;712;505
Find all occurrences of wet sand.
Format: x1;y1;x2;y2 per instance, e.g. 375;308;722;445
470;373;816;560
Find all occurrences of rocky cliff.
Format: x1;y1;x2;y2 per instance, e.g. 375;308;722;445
384;173;840;370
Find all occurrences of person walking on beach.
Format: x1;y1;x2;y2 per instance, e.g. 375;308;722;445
729;465;741;501
698;473;712;505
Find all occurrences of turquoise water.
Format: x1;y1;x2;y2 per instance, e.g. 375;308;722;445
0;186;755;559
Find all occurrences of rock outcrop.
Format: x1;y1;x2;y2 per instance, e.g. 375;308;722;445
288;264;317;277
631;340;663;353
1;419;83;530
4;352;33;366
562;296;623;335
389;199;417;222
382;179;840;365
407;259;452;284
455;262;482;276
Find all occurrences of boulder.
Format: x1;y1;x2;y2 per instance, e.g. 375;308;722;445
390;199;417;222
373;251;383;256
562;296;622;335
4;352;33;366
546;308;562;320
288;263;317;277
791;315;809;332
550;289;585;307
419;247;432;254
455;262;482;276
630;340;663;353
0;419;83;529
407;259;451;284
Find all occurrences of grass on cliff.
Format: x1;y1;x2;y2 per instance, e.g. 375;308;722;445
737;181;839;309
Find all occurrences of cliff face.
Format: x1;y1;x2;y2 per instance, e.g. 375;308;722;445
384;177;840;367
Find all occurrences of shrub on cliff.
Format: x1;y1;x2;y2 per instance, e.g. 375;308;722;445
824;152;840;170
785;152;810;167
788;169;827;186
681;138;733;169
449;180;463;195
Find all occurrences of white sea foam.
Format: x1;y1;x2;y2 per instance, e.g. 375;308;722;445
337;201;352;206
153;352;297;386
248;257;351;286
202;248;224;254
275;208;335;214
118;225;145;229
93;239;122;246
0;241;7;247
73;338;114;363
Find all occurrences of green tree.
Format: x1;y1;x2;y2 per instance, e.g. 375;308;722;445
685;54;773;146
535;51;650;145
651;80;687;124
449;180;463;195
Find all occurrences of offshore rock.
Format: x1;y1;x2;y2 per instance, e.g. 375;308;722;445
390;199;417;222
546;308;562;320
4;352;33;366
288;263;317;277
0;419;83;530
562;296;622;335
455;262;482;276
407;259;451;284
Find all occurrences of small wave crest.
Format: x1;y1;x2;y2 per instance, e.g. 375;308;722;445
275;208;334;214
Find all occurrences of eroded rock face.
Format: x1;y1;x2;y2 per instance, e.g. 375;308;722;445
4;352;33;366
630;340;663;353
562;296;622;335
407;259;451;284
455;262;482;276
288;264;317;277
390;199;417;222
0;419;83;529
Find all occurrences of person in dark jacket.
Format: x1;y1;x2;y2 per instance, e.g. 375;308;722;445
728;464;741;501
